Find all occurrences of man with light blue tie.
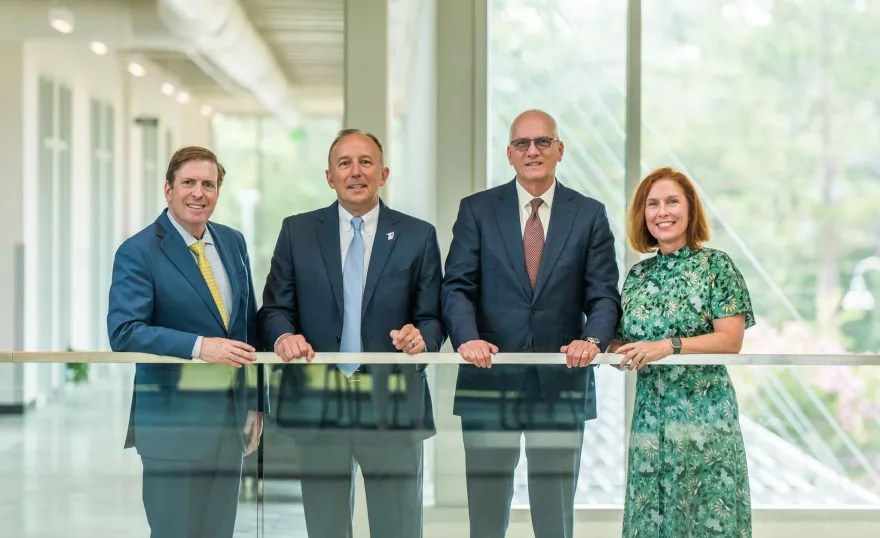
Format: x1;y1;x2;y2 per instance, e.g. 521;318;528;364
258;128;446;538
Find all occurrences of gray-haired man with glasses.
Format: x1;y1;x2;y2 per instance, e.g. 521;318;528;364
442;109;621;538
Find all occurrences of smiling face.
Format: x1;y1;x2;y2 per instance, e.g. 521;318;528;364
644;178;689;253
507;110;564;195
325;133;389;217
164;159;219;239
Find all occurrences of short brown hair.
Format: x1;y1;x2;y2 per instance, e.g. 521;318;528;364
327;128;385;168
627;167;710;253
165;146;226;187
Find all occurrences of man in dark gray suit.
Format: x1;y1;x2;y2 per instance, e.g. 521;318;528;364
442;110;622;538
259;129;445;538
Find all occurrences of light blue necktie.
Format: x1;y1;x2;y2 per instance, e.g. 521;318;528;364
338;216;364;377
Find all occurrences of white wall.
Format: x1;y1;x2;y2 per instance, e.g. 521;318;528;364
0;41;26;405
0;38;210;408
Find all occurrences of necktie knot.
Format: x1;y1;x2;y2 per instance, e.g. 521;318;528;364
529;198;543;215
351;217;364;232
189;241;206;257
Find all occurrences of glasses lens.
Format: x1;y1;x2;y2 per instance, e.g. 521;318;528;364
535;137;553;148
511;139;530;151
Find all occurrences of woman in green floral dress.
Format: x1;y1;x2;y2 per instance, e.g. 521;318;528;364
612;167;755;537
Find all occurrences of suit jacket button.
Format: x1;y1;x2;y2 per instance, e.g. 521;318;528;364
522;343;530;350
336;336;341;343
531;307;537;314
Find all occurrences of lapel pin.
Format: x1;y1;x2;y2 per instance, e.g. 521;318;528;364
387;232;395;240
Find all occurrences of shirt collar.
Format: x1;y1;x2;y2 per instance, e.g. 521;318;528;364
166;208;214;247
515;178;556;211
338;201;380;233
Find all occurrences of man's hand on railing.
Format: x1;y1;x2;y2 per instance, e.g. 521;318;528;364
391;324;425;355
242;410;263;457
560;340;600;368
200;338;256;368
274;333;316;362
458;340;499;368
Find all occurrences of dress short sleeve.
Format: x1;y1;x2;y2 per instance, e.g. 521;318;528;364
708;250;756;329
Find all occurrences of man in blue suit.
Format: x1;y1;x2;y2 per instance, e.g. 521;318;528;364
108;146;263;538
442;110;622;538
259;129;445;538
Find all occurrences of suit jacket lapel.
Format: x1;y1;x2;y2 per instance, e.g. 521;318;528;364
363;201;399;315
494;180;532;300
209;222;241;332
316;203;344;316
532;182;577;303
157;212;226;330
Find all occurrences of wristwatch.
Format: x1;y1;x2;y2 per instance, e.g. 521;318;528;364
670;337;682;355
585;336;601;347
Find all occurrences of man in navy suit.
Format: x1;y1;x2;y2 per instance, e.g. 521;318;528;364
442;110;622;538
108;146;263;538
259;129;445;538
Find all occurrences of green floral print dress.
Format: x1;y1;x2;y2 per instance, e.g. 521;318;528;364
619;246;755;537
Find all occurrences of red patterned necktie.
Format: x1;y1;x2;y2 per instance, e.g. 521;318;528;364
523;198;545;291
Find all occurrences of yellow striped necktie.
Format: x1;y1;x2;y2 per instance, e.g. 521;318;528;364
189;241;229;330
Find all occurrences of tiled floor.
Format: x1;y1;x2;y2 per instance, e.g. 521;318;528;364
0;367;307;537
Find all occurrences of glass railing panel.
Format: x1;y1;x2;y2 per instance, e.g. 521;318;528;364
3;354;879;538
0;357;262;538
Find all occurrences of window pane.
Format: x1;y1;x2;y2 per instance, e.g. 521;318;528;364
211;114;341;300
643;0;880;506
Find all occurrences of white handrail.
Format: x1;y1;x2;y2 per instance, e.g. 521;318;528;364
4;351;880;366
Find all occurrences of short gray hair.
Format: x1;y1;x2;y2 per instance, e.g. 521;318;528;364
327;128;385;168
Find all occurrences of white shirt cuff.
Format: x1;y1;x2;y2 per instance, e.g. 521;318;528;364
191;336;203;359
274;333;293;349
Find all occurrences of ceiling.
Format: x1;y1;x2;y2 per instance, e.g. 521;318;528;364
0;0;346;118
240;0;344;88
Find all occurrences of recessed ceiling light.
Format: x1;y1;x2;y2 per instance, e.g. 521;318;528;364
49;7;75;34
176;91;190;104
90;41;107;55
128;62;145;77
200;105;213;117
161;83;175;95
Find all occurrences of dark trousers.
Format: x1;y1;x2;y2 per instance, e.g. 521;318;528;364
295;431;424;538
461;367;585;538
140;424;243;538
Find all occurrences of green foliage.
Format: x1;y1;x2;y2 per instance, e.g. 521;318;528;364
489;0;880;498
66;363;89;383
65;346;88;383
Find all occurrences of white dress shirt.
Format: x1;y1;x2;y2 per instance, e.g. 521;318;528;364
339;202;380;289
167;211;233;358
515;178;555;239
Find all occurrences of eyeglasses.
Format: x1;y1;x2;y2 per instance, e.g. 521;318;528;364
508;137;560;152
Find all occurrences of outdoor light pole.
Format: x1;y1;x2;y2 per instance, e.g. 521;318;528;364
842;256;880;312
